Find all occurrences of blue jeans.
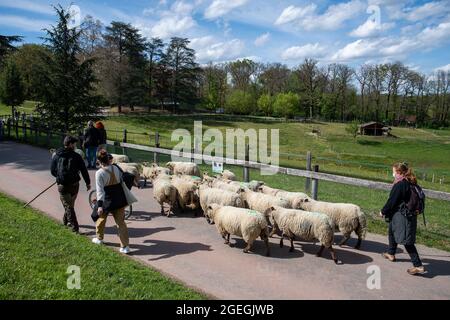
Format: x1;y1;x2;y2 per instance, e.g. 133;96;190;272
86;146;98;168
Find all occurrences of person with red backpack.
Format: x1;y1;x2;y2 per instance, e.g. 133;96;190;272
380;162;426;275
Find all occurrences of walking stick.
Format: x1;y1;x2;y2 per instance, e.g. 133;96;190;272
23;182;57;208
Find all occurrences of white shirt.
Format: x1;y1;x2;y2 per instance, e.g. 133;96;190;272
95;165;122;202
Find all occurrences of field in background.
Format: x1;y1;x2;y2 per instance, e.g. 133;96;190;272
107;146;450;253
0;101;37;115
104;115;450;192
0;193;205;299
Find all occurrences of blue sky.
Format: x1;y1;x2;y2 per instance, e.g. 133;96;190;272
0;0;449;73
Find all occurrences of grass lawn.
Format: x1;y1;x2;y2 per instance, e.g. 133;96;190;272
0;193;205;300
104;115;450;192
0;101;37;115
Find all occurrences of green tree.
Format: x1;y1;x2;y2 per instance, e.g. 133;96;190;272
345;120;359;139
0;59;25;114
147;37;165;109
225;90;254;114
9;44;50;100
257;93;273;116
273;92;300;119
0;35;22;68
37;5;99;132
161;37;201;112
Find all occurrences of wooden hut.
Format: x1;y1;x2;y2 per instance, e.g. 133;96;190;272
359;122;385;136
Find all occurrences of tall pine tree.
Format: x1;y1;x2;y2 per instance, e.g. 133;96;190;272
37;5;99;132
0;59;25;115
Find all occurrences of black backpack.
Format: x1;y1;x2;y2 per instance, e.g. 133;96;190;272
56;156;78;185
402;182;426;226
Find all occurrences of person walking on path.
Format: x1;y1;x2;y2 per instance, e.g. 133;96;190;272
91;150;130;254
380;162;425;275
95;121;107;151
51;136;91;233
83;120;101;169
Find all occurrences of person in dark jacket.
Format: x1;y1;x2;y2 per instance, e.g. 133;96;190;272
51;136;91;233
83;120;101;169
380;162;425;275
95;121;107;151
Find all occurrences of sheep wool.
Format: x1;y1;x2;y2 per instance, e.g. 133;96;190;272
166;161;201;177
267;206;338;264
198;186;243;213
298;197;367;249
110;154;129;164
219;170;236;181
152;174;178;216
205;204;270;256
171;176;200;211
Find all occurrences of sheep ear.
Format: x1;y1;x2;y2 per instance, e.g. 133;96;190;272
258;186;263;191
152;163;157;167
270;206;275;211
207;205;212;210
303;198;309;202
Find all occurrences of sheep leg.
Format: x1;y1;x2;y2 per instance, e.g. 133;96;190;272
143;178;147;188
339;234;351;247
269;224;278;237
329;246;339;264
289;237;295;252
243;239;253;253
260;230;270;257
223;233;230;245
160;205;165;215
354;237;362;250
279;235;284;248
316;245;325;257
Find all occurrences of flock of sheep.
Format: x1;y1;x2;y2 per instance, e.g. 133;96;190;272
112;154;367;265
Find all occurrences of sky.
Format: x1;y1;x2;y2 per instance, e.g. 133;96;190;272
0;0;449;74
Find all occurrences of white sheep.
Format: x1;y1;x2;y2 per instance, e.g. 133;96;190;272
205;204;270;256
210;179;244;193
141;163;170;187
110;154;129;163
166;161;201;177
217;169;236;181
198;185;244;215
152;174;178;216
241;189;291;236
171;176;200;213
297;197;367;249
266;206;338;264
258;186;309;209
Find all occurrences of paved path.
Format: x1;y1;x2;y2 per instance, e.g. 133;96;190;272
1;141;450;299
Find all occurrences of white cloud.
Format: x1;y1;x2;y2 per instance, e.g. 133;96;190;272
0;14;52;31
274;4;316;25
190;36;245;62
281;43;327;60
204;0;249;20
254;32;270;47
333;20;450;61
148;15;197;38
350;19;395;37
275;0;365;30
0;0;53;15
405;1;450;22
434;64;450;72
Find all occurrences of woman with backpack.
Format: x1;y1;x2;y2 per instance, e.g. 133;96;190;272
380;162;425;275
91;149;130;254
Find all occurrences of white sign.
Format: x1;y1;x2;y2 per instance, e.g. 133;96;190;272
212;161;223;174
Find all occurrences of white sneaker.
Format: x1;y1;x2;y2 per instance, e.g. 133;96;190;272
119;246;131;254
92;237;104;245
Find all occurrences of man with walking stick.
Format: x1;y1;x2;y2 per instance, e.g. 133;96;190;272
51;136;91;233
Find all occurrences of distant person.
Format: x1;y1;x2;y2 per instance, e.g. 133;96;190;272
91;150;130;254
51;136;91;233
83;120;101;169
380;162;425;275
95;121;107;151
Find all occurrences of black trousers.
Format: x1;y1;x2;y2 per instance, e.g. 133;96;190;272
58;182;80;232
387;222;422;267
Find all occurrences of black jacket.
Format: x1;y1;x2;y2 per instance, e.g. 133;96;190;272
51;148;90;186
382;179;417;245
83;127;101;148
382;179;411;219
98;128;107;145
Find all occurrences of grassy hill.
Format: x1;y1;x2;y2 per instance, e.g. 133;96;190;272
103;114;450;192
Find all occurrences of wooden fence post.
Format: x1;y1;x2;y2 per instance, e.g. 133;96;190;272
243;144;250;183
35;122;39;145
22;114;26;141
7;118;11;138
122;129;127;143
15;118;19;139
154;132;160;164
46;126;50;147
312;165;319;200
305;151;312;192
